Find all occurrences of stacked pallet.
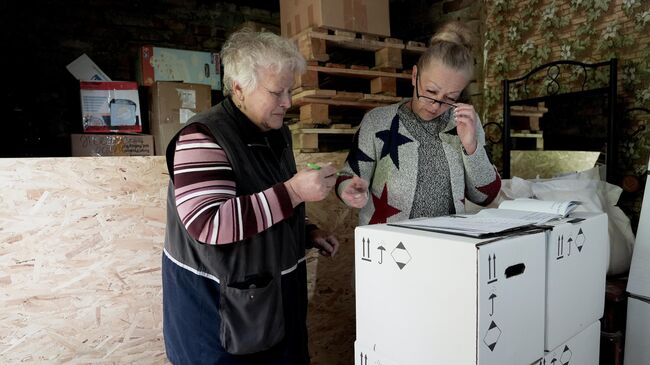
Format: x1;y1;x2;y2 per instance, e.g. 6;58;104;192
510;103;548;150
289;27;426;152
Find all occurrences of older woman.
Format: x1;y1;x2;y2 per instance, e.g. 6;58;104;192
162;29;338;364
336;21;501;224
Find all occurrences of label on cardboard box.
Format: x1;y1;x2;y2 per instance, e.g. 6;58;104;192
71;133;153;156
80;81;142;133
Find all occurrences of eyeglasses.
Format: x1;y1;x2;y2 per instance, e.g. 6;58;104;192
415;72;458;109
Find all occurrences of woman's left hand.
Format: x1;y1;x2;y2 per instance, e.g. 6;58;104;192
453;103;478;155
309;229;340;258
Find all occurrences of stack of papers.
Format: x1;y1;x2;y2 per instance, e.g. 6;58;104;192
390;198;580;238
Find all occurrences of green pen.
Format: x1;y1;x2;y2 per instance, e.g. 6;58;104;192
307;162;346;176
307;162;321;170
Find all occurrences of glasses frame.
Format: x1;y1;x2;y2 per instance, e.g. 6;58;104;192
415;71;458;109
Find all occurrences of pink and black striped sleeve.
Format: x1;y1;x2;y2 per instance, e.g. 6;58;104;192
172;123;294;245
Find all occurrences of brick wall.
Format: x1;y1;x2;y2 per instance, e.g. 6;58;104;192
483;0;650;228
0;1;278;157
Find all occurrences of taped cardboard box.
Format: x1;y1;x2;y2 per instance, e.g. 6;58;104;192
354;224;546;365
542;212;608;351
149;81;212;155
280;0;390;37
71;133;153;156
80;81;142;133
533;321;601;365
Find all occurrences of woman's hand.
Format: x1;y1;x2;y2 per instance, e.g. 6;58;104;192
453;103;478;155
285;163;337;206
309;229;340;258
340;175;369;208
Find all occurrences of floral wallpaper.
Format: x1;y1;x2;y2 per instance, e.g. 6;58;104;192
482;0;650;228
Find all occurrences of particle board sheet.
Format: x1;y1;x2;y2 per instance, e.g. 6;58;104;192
0;156;170;363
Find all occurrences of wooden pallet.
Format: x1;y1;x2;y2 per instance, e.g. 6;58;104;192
291;89;401;126
294;27;426;69
510;130;544;150
291;125;359;152
287;27;427;152
510;103;548;131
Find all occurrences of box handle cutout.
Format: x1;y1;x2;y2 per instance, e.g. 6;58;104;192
505;263;526;278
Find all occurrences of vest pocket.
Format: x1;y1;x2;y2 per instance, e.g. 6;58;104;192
219;273;285;355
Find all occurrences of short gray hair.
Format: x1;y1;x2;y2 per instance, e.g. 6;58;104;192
221;29;306;96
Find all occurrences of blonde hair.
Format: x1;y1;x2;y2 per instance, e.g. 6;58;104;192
417;21;474;76
221;28;306;96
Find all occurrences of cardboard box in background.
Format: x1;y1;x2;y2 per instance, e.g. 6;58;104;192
354;224;546;365
624;296;650;365
280;0;390;37
138;46;221;90
627;159;650;300
533;321;601;365
80;81;142;133
67;54;112;81
149;81;212;155
71;133;153;156
543;212;608;351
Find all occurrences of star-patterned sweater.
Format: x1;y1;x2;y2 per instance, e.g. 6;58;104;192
336;100;501;226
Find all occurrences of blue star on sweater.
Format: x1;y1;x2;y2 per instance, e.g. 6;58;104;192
347;130;374;176
375;114;413;169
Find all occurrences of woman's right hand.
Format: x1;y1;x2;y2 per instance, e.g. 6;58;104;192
285;163;337;205
340;175;369;208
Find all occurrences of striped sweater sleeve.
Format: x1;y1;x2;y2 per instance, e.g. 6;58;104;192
172;123;294;245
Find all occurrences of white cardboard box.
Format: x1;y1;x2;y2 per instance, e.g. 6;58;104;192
624;296;650;365
354;224;546;365
627;164;650;300
543;212;608;351
80;81;142;133
67;53;111;81
534;320;601;365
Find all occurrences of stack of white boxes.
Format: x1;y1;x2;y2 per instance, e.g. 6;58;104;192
354;211;608;365
624;164;650;365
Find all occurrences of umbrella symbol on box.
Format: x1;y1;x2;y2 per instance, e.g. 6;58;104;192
391;242;411;270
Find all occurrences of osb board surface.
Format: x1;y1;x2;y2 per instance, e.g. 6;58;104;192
295;152;358;365
0;153;358;364
0;157;169;364
511;150;600;179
